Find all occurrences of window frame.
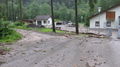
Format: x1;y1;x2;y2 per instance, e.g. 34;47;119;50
106;21;111;27
95;21;100;27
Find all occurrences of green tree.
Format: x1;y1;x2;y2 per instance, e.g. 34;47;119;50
89;0;97;15
18;0;23;20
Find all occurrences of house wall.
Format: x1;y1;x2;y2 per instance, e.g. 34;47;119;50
90;6;120;29
33;17;52;28
42;18;52;28
33;20;37;25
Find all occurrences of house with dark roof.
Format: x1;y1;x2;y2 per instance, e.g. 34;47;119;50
33;15;52;28
90;4;120;29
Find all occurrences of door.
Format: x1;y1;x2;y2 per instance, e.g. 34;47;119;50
37;21;42;25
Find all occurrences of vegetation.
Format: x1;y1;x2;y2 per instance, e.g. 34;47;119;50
0;0;120;26
13;24;65;33
0;20;22;43
7;21;65;33
33;28;65;33
3;0;120;25
0;0;120;40
0;30;22;43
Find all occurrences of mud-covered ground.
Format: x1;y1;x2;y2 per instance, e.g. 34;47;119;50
0;29;120;67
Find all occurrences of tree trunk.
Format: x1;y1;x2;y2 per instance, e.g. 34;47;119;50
19;0;22;20
75;0;79;34
5;0;9;20
51;0;56;32
11;0;14;21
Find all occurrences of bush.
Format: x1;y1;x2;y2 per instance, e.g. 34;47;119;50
0;30;22;43
0;20;22;43
14;22;25;26
0;20;11;38
9;21;28;29
85;21;90;27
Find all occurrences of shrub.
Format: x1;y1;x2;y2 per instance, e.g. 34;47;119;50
0;20;11;38
14;22;25;26
0;20;22;43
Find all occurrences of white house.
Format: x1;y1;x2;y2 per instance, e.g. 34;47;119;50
34;15;52;28
90;4;120;29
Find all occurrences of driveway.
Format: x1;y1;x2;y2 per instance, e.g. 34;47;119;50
0;29;120;67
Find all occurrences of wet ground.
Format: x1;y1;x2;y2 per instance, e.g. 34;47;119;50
0;29;120;67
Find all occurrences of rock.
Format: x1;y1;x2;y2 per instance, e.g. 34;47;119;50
80;59;84;61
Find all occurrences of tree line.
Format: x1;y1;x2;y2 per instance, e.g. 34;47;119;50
0;0;120;34
0;0;120;23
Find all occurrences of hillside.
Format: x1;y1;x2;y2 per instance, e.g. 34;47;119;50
0;0;120;23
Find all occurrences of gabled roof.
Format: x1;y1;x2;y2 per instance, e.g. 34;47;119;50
34;15;51;21
90;4;120;19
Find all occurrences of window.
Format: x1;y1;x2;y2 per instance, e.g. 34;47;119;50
37;21;42;25
106;21;111;27
44;21;47;24
48;21;50;24
95;21;100;27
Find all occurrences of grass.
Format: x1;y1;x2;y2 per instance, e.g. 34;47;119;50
33;28;65;33
0;30;22;43
14;25;66;33
10;21;68;34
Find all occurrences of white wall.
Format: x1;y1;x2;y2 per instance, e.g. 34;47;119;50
34;18;52;28
42;18;52;28
90;6;120;29
33;20;38;25
90;13;106;29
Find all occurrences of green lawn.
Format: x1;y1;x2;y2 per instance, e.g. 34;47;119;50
33;28;65;33
14;25;66;33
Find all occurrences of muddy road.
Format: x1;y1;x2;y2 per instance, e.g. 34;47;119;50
0;29;119;67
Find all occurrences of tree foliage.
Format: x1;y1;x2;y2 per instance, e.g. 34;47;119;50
0;0;120;24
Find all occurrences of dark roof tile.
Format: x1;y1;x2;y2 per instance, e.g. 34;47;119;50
34;15;51;21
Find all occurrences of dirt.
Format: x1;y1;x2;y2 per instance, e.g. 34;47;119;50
0;29;120;67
